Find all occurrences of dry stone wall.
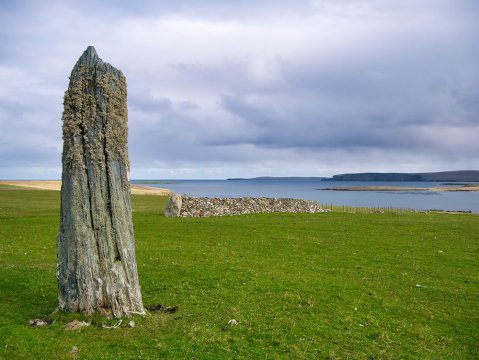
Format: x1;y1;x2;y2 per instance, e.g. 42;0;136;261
164;194;324;217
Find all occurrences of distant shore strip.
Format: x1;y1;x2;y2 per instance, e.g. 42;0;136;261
2;180;478;194
321;185;479;192
0;180;172;196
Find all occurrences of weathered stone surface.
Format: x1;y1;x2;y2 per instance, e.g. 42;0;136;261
164;192;182;217
164;194;325;217
57;46;144;318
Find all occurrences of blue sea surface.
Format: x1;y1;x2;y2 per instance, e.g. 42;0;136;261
131;180;479;213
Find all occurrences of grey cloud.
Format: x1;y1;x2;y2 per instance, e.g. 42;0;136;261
221;94;279;128
129;92;173;114
1;0;478;179
451;86;479;123
179;100;199;111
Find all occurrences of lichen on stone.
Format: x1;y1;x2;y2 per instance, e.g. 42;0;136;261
164;194;325;218
57;46;143;318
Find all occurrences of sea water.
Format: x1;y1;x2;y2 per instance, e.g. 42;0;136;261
131;179;479;213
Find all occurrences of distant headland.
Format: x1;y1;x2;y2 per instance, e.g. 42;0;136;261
228;170;479;182
327;170;479;182
228;176;327;181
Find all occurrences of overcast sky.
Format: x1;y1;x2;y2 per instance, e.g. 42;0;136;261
1;0;478;179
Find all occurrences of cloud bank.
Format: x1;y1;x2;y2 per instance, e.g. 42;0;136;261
1;0;478;179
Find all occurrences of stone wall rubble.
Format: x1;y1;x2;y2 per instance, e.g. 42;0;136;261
164;194;325;217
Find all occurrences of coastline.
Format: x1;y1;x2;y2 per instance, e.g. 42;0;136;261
321;185;479;192
0;180;172;196
2;179;478;212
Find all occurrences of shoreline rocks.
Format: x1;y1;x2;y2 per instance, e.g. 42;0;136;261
164;194;325;217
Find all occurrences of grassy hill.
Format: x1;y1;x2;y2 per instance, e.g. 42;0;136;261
0;187;478;358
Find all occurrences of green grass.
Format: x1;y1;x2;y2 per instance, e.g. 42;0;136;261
0;189;478;359
0;183;25;190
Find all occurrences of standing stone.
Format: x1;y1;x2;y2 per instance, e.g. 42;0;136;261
57;46;144;318
164;193;182;217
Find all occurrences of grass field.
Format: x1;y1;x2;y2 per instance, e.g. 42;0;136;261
0;188;478;359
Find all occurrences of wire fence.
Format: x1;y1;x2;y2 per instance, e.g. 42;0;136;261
320;203;453;214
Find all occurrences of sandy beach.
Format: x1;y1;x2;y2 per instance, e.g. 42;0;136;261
0;180;172;196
